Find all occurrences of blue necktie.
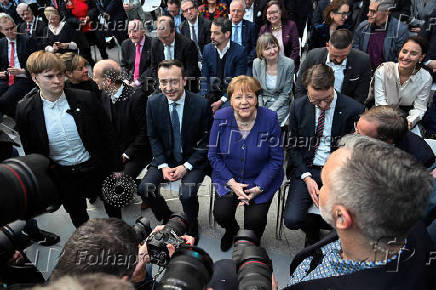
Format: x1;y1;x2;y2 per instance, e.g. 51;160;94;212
233;25;239;44
170;102;183;163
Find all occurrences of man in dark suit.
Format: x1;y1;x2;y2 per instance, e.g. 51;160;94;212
93;59;151;218
286;0;314;38
15;51;121;228
295;29;371;104
243;0;267;34
355;105;435;168
166;0;185;32
138;60;211;242
285;64;364;246
95;0;128;44
152;15;200;92
121;19;154;95
229;0;256;75
180;0;211;57
0;13;37;118
201;17;247;113
16;3;47;46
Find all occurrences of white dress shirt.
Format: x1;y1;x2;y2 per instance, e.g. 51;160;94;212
216;39;231;59
189;17;199;41
7;38;25;77
325;53;347;93
158;91;193;170
244;6;254;22
41;92;90;166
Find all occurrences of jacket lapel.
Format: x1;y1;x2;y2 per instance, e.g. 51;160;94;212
276;55;285;90
331;93;344;138
160;94;172;147
174;34;181;61
30;93;49;152
181;92;192;149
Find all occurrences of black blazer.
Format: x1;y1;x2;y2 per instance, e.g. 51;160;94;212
240;19;256;70
253;0;267;34
15;88;121;172
179;16;211;53
120;36;153;93
286;93;364;178
42;22;85;54
0;34;37;73
17;19;47;47
146;91;211;170
150;33;200;81
295;47;371;104
100;85;151;163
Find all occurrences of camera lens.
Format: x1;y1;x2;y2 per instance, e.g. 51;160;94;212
157;247;214;290
0;154;60;226
132;217;152;244
165;213;190;236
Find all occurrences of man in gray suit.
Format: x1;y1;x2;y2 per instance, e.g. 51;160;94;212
295;29;371;104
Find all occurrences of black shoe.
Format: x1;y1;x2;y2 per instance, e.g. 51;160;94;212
220;226;239;252
30;230;60;247
190;223;199;246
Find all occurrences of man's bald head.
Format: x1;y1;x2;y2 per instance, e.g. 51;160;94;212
93;60;124;93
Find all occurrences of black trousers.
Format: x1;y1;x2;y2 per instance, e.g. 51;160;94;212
51;161;119;228
138;166;206;225
213;192;272;241
0;78;35;118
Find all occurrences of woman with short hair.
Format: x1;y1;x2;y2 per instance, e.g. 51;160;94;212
208;75;284;251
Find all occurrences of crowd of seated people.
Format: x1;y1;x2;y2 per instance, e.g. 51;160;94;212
1;0;436;287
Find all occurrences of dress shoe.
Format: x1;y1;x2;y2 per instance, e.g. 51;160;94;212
220;226;239;252
29;230;60;247
141;201;148;209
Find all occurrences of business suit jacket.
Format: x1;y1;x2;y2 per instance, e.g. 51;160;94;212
17;19;47;46
0;34;37;73
146;91;211;170
286;93;364;178
259;20;300;68
295;47;371;104
239;19;257;73
208;106;284;204
150;33;200;81
100;85;151;163
120;36;153;94
180;16;211;53
397;132;435;168
200;41;247;102
252;54;294;124
15;88;121;172
252;0;268;34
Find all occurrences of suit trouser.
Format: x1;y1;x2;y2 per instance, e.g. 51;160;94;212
283;167;322;232
0;78;35;118
52;161;119;227
213;192;272;241
138;166;206;226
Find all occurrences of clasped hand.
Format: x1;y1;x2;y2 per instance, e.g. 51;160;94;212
227;178;262;206
162;165;187;181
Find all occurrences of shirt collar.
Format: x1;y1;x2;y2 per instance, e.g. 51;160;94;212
111;84;124;103
167;90;186;106
190;16;198;27
165;39;175;48
7;37;16;43
326;53;347;68
41;91;67;109
232;21;242;28
216;40;231;58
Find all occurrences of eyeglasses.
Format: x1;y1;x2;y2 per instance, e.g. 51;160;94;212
181;6;195;13
307;94;334;106
333;11;350;18
266;10;280;16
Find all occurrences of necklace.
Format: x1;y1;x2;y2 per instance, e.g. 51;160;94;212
235;111;257;130
271;24;282;31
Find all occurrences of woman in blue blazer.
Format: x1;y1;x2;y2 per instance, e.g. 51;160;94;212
208;76;284;251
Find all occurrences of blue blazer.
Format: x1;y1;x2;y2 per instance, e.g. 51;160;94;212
208;106;284;204
200;41;247;98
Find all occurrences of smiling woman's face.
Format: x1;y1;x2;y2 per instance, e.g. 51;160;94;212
231;88;257;120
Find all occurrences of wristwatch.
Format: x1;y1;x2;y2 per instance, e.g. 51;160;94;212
257;185;265;193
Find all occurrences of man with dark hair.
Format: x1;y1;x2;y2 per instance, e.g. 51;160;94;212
285;134;435;289
355;105;435;167
121;20;154;95
201;17;247;113
180;0;211;57
284;64;364;246
93;60;151;188
151;15;200;92
138;60;211;242
51;218;140;280
229;0;256;75
353;0;409;70
166;0;185;32
0;13;37;118
296;29;371;104
16;51;121;228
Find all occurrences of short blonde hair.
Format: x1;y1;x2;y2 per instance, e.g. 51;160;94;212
58;52;88;72
26;50;66;74
44;6;59;19
256;33;280;59
227;75;261;99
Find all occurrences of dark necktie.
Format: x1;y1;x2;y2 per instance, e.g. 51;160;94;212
312;110;325;163
191;25;202;60
170;102;183;163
